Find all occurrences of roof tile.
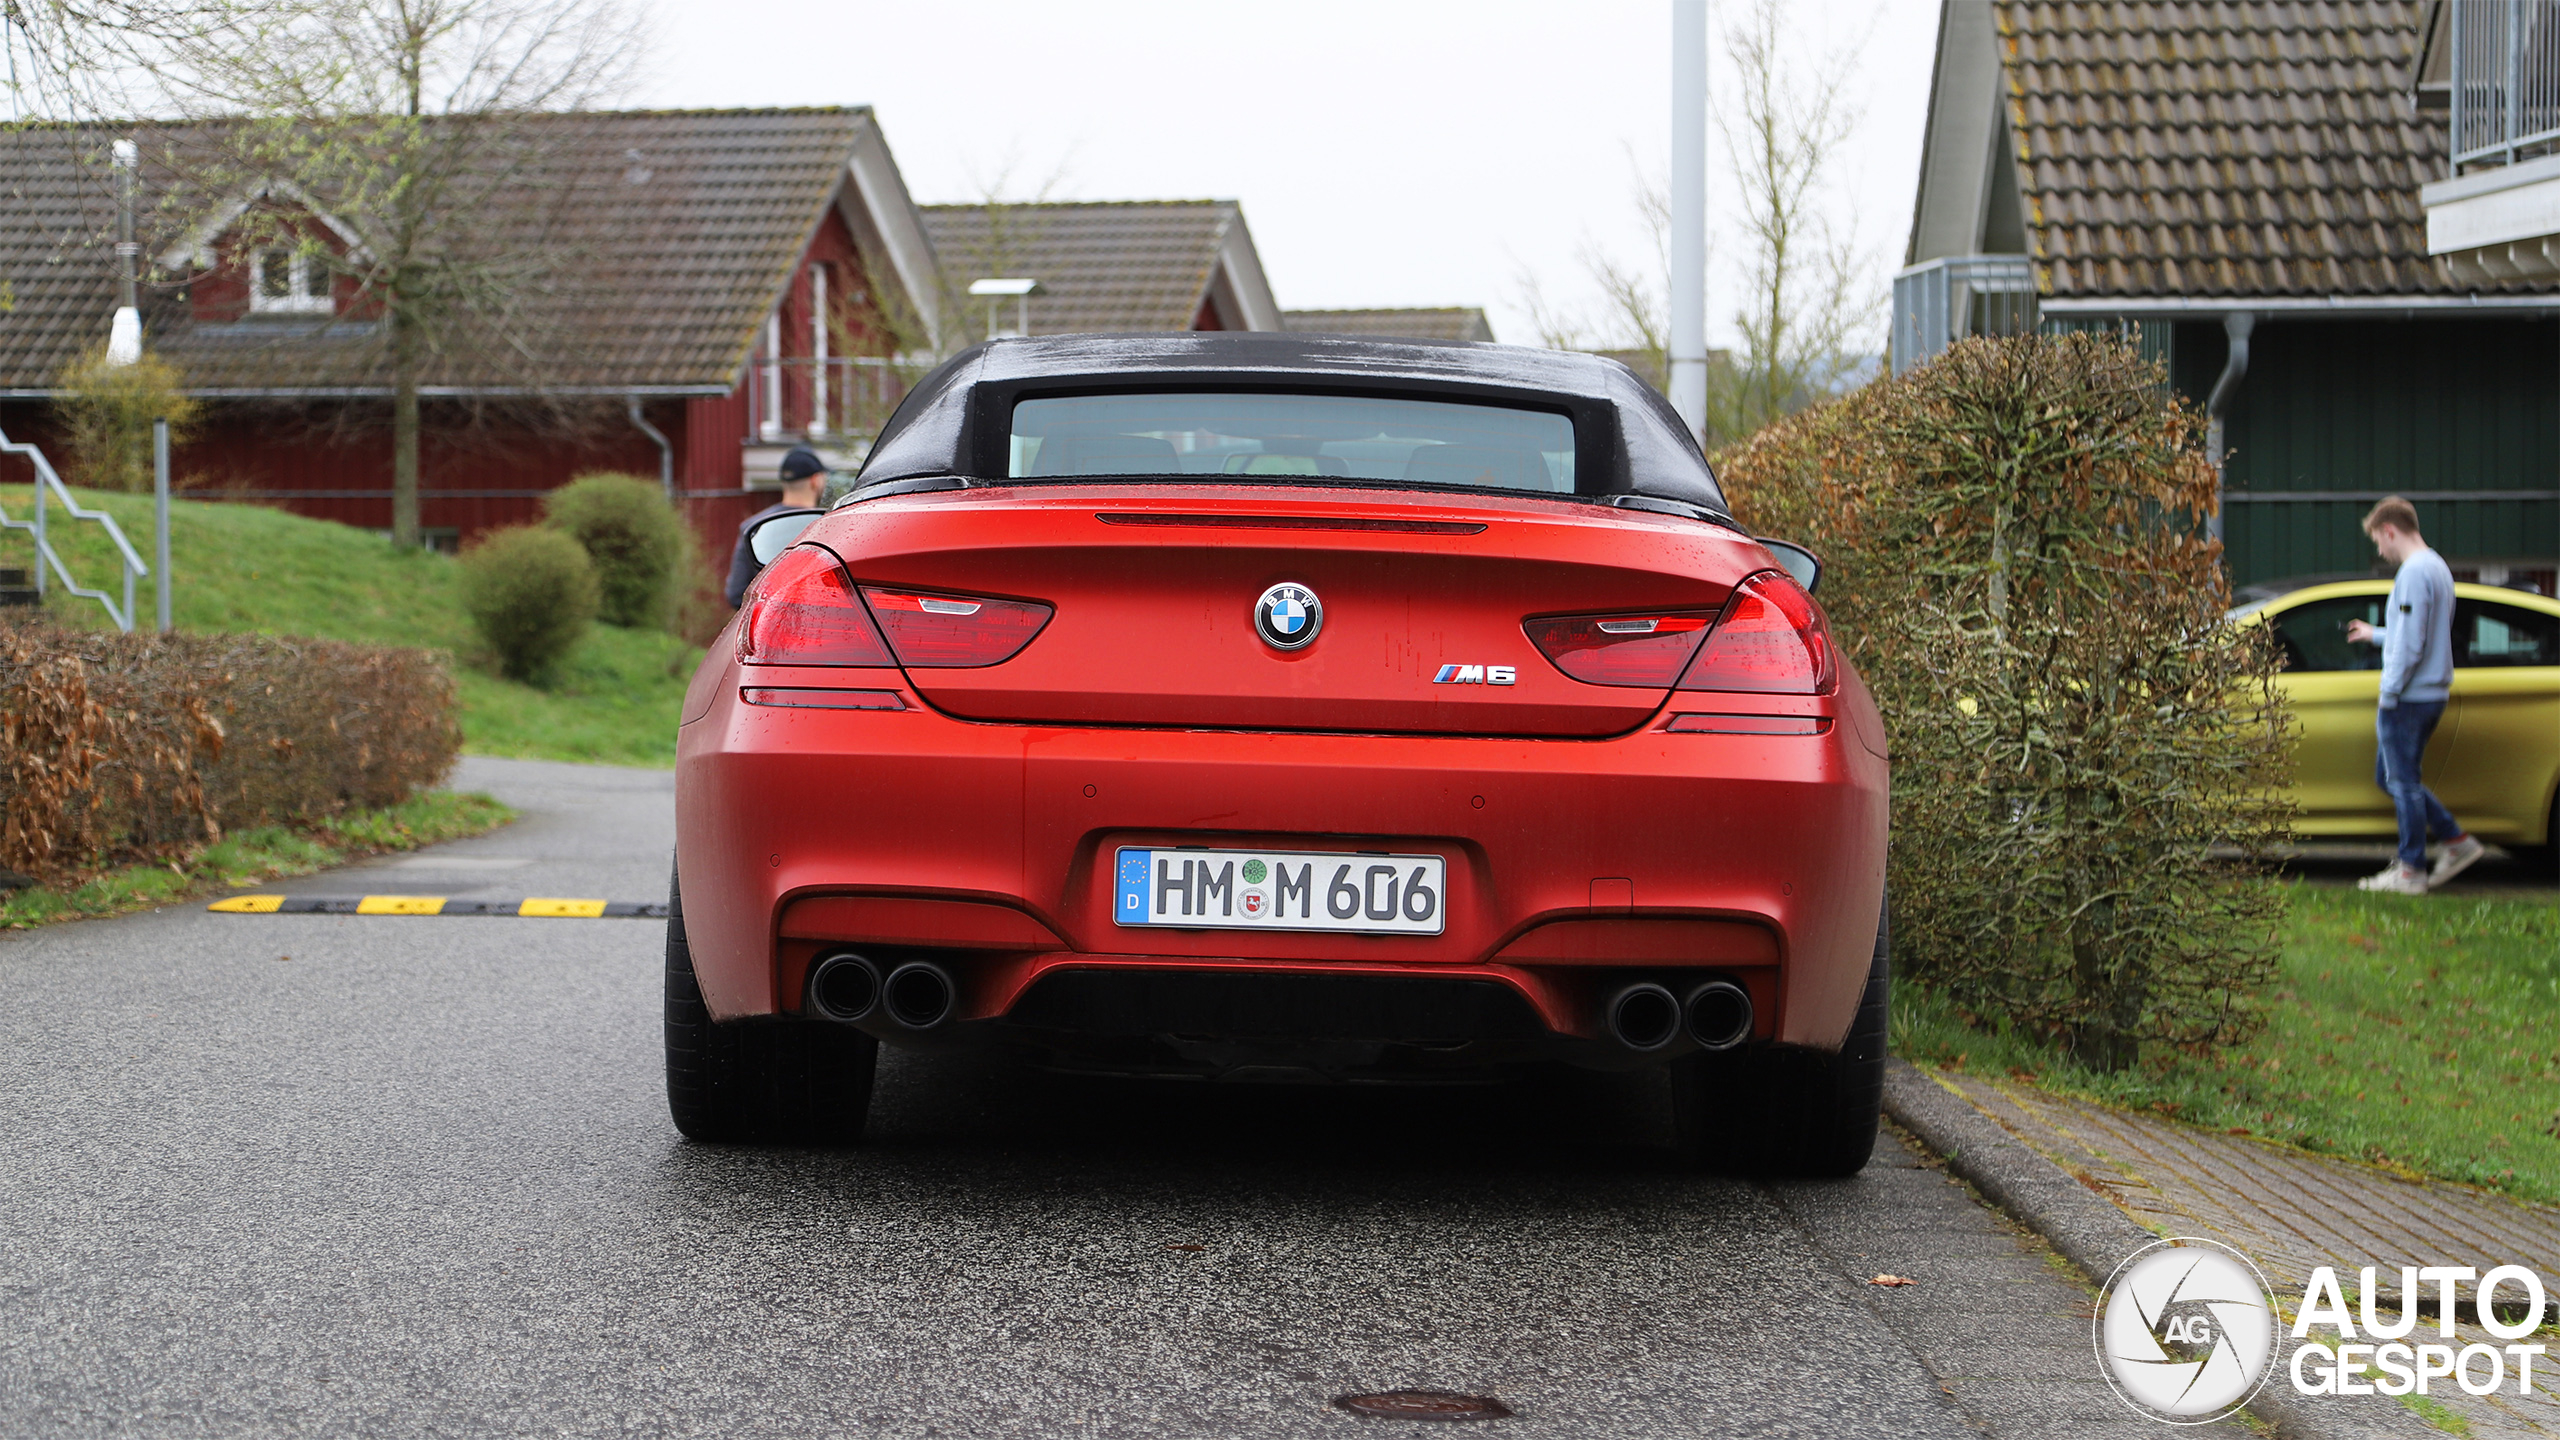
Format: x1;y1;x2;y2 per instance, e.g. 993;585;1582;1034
0;107;876;392
922;201;1238;336
1283;308;1495;343
1997;0;2544;298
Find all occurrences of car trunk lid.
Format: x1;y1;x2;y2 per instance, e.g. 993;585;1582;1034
811;485;1769;737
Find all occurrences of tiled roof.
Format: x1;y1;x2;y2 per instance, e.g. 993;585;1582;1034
0;107;878;393
922;201;1238;334
1285;307;1495;343
1997;0;2547;298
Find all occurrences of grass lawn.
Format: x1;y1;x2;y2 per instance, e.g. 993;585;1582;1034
1894;882;2560;1204
0;482;700;765
0;790;515;929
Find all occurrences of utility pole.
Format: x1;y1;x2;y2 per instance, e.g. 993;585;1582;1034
1667;0;1709;443
153;418;171;633
108;138;141;365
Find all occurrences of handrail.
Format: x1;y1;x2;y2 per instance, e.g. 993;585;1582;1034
0;419;149;632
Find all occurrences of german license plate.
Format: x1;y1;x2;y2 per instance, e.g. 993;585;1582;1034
1112;847;1447;935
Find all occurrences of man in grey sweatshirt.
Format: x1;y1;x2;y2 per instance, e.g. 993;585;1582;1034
2344;496;2483;893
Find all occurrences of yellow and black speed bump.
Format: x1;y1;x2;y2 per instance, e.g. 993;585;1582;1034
209;894;667;918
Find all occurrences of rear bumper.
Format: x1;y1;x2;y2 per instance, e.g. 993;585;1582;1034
675;657;1889;1057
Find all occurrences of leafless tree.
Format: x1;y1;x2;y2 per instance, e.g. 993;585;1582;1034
1513;154;1672;384
1709;0;1878;439
1515;1;1878;443
12;0;644;547
2;2;204;119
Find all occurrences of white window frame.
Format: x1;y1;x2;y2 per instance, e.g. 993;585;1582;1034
809;265;829;436
760;314;783;440
249;247;334;315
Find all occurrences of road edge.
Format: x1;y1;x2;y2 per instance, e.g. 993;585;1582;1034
1881;1058;2433;1440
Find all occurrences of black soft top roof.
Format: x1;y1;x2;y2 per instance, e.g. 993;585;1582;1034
852;332;1730;517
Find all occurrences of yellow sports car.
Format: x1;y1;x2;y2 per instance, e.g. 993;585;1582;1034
2234;581;2560;867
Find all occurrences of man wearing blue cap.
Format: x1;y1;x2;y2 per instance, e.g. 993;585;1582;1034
725;447;827;608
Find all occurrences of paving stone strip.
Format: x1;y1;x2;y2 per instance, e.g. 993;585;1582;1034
1923;1067;2560;1297
1883;1059;2439;1440
1771;1123;2258;1437
1890;1058;2560;1438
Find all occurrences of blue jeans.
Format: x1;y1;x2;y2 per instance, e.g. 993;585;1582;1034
2375;700;2462;870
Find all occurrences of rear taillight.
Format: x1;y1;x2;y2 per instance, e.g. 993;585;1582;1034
1523;612;1716;687
740;547;894;666
860;587;1053;668
1678;570;1836;694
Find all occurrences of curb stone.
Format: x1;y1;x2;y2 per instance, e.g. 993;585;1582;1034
1882;1059;2437;1440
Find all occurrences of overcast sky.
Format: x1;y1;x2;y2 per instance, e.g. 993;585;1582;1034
630;0;1940;351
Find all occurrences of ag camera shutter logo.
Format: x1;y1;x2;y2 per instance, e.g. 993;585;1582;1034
2095;1239;2277;1424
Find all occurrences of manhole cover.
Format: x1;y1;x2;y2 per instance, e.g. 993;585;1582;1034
1335;1390;1513;1422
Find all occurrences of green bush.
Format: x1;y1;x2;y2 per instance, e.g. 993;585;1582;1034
1715;335;2293;1069
543;473;686;628
55;347;198;493
668;520;732;646
459;525;598;683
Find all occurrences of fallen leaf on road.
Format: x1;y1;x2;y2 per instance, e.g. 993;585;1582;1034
1869;1274;1916;1287
1163;1243;1205;1252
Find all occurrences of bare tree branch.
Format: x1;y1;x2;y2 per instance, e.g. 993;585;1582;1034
1709;0;1881;440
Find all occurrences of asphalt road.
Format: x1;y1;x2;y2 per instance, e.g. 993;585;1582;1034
0;758;2214;1439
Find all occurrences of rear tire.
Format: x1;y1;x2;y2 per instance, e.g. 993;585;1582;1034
1672;894;1888;1177
665;864;877;1144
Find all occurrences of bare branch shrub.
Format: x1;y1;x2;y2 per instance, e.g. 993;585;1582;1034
1716;335;2294;1068
0;621;460;881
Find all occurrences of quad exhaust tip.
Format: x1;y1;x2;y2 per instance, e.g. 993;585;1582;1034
883;959;958;1030
1684;979;1753;1051
807;950;881;1024
1605;982;1681;1052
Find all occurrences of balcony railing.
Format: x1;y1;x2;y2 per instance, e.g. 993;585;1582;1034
2451;0;2560;169
740;355;919;448
1889;255;2038;376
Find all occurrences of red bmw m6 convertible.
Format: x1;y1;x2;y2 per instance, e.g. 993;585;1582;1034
669;334;1891;1173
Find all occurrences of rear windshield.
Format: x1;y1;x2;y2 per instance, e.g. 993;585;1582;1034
1008;392;1577;493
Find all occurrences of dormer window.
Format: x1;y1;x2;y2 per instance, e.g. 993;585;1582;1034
251;247;333;314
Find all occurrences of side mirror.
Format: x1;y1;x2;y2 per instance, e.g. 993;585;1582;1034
1757;538;1822;595
746;508;825;566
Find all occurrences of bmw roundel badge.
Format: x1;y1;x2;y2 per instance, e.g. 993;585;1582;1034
1253;582;1323;650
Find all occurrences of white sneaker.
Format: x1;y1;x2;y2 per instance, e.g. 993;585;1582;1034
2429;835;2487;889
2357;862;2430;896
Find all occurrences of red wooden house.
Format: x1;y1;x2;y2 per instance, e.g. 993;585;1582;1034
0;108;949;557
1;109;1297;567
